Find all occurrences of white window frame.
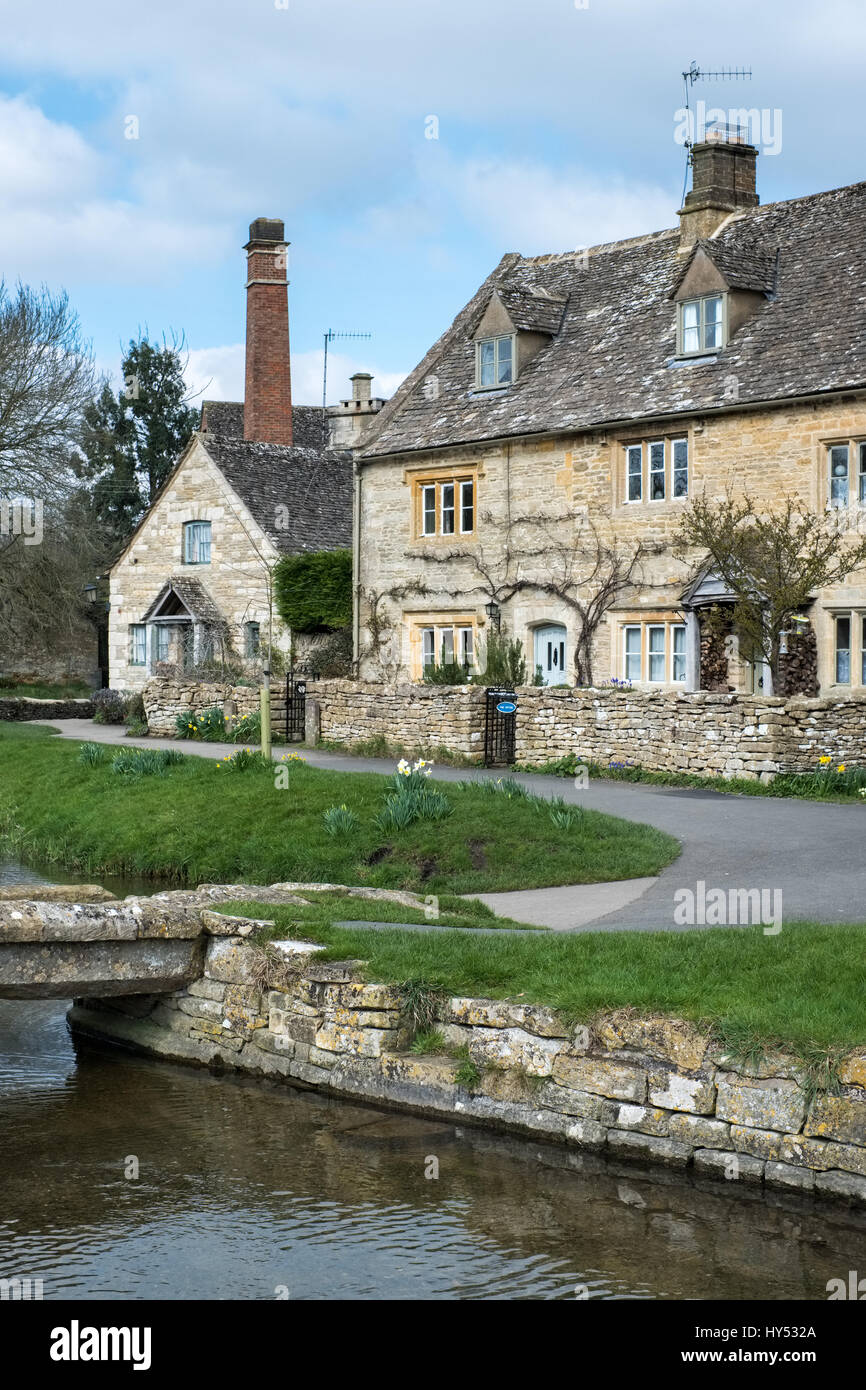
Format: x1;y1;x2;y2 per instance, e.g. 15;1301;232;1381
836;613;851;685
678;294;726;356
458;626;474;669
647;624;666;682
183;520;211;564
130;624;147;666
476;334;515;389
422;484;437;535
441;482;455;535
671;624;687;682
421;627;435;669
625;444;643;503
623;625;642;682
829;445;850;510
671;437;689;499
460;479;474;533
648;441;666;501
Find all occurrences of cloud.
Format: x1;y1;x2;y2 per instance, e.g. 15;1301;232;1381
437;156;678;253
185;344;405;408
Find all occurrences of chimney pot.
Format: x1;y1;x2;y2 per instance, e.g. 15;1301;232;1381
351;372;373;404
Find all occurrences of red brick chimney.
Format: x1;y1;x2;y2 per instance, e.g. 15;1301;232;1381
244;217;293;445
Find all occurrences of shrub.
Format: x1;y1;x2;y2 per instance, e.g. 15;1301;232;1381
322;804;360;836
92;689;128;724
273;549;352;632
124;720;148;737
423;659;469;685
476;632;529;686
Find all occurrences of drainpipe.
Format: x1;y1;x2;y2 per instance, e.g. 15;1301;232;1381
353;461;362;676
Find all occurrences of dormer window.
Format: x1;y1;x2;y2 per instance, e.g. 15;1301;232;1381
477;335;514;388
679;295;725;355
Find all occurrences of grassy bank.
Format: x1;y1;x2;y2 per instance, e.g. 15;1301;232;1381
0;680;91;701
229;900;866;1055
518;752;866;803
0;725;678;893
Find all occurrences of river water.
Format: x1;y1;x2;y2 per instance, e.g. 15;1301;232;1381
1;856;864;1300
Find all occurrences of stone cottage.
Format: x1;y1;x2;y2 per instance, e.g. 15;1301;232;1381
354;131;866;694
108;218;384;689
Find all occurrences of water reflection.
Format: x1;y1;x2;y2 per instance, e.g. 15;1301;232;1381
0;858;862;1301
0;997;862;1301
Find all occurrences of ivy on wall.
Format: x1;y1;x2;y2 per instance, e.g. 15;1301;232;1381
273;549;352;633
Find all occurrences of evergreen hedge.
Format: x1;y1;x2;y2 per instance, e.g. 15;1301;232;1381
273;549;352;632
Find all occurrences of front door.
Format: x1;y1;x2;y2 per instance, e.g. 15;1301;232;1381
534;624;567;685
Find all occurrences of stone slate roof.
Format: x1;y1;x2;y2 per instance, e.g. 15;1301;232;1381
142;576;226;626
495;285;569;334
200;400;328;449
360;180;866;459
201;435;353;553
684;238;779;294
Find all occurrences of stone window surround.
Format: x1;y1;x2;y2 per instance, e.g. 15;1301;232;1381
408;464;480;541
616;429;692;508
616;613;688;686
405;609;479;679
827;606;866;689
824;437;866;510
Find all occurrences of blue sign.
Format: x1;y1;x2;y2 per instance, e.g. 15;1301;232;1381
496;700;517;714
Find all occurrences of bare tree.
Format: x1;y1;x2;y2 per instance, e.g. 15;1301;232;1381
675;492;866;685
408;509;647;685
0;282;95;504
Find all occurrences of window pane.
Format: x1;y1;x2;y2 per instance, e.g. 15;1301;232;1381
422;629;435;667
441;483;455;534
672;625;686;681
460;479;474;532
439;628;454;662
627;445;642;501
703;296;723;349
648;625;665;681
682;301;699;329
836;616;851;683
422;485;436;534
672;438;688;497
830;446;849;507
860;443;866;504
458;627;474;666
649;441;665;499
624;627;641;681
131;625;146;665
862;616;866;684
156;627;170;662
496;336;513;384
682;326;700;353
479;340;494;387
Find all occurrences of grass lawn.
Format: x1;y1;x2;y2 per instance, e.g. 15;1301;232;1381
0;724;679;893
227;900;866;1055
0;681;92;701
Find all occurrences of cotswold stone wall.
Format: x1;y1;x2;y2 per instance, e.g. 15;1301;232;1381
142;676;866;778
69;928;866;1208
0;697;94;722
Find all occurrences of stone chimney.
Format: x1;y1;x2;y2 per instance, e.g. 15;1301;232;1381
678;130;759;251
244;217;292;445
351;372;373;404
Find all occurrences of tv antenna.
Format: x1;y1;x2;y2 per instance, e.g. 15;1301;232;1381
680;62;753;204
321;329;372;440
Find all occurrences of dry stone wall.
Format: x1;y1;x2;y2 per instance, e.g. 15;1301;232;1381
142;675;866;779
0;697;94;722
69;929;866;1209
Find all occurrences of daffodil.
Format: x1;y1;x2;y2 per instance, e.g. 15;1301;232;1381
818;755;831;765
838;764;846;773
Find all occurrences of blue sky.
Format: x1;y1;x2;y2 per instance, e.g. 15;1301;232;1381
0;0;863;406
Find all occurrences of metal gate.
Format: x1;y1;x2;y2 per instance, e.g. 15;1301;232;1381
285;675;307;742
484;687;517;766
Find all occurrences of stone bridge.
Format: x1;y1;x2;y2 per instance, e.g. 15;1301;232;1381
0;883;278;999
0;880;428;999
